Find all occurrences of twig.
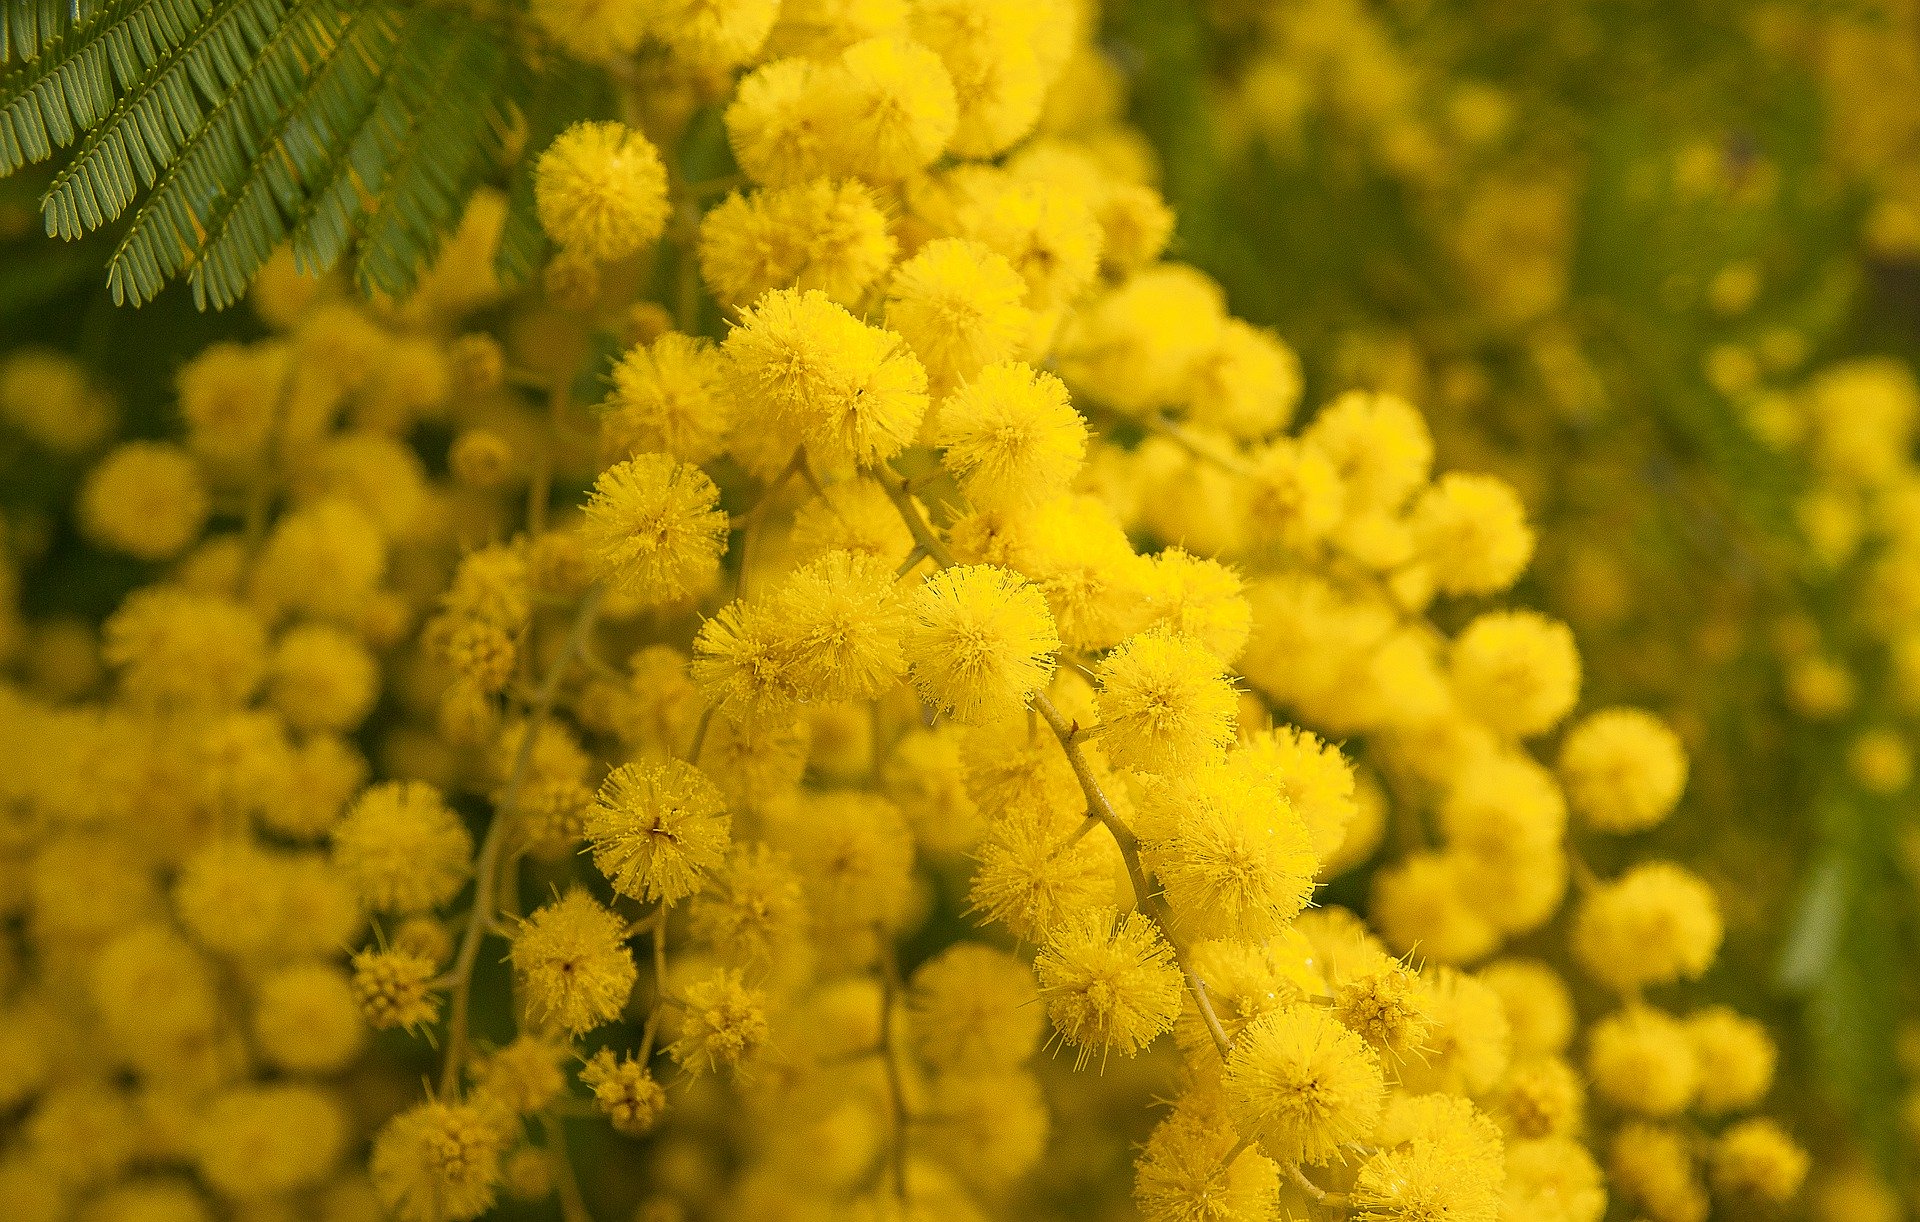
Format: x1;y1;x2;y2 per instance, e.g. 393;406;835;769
540;1112;594;1222
638;911;671;1062
442;587;605;1095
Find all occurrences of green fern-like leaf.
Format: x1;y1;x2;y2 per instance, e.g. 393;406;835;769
3;0;569;307
40;0;288;240
0;0;218;172
349;14;513;298
101;0;368;305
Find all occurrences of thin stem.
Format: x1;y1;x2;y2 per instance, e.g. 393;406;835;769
442;587;606;1095
1218;1133;1254;1174
638;911;671;1062
1288;1162;1347;1211
880;469;956;567
540;1113;594;1222
686;703;716;764
894;544;928;579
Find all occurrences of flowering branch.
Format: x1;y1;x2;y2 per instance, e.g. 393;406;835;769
880;465;1236;1061
442;585;606;1095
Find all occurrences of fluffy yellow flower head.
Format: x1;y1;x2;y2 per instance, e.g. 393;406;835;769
79;441;209;561
1223;1002;1385;1165
904;564;1059;722
1587;1006;1699;1118
828;36;958;180
1095;629;1238;773
252;962;366;1074
724;288;929;468
699;178;897;309
1609;1122;1707;1222
1138;548;1253;664
886;238;1034;391
1136;762;1317;940
1572;861;1722;992
580;1048;666;1135
1303;389;1434;514
1185;318;1303;441
581;453;729;605
1557;707;1688;833
534;122;670;262
1228;724;1358;863
968;808;1116;941
511;891;638;1037
1133;1093;1281;1222
643;0;779;70
909;942;1042;1072
1710;1118;1809;1205
771;548;911;702
331;781;472;913
937;362;1087;511
1449;610;1581;739
669;967;771;1075
601;333;736;465
1686;1005;1777;1114
1411;471;1536;597
586;760;732;905
350;946;441;1032
1033;907;1183;1066
370;1100;510;1222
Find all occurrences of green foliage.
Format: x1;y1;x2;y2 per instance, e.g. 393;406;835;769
0;0;566;308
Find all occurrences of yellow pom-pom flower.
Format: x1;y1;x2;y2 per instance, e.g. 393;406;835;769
1095;629;1238;773
1136;763;1317;940
968;808;1117;942
826;36;957;180
904;564;1059;722
1034;907;1183;1066
580;1048;667;1135
533;122;670;263
909;942;1042;1072
1411;471;1536;597
1686;1005;1777;1114
601;333;736;465
770;548;911;702
350;946;441;1032
1572;862;1722;992
252;962;367;1074
1587;1006;1699;1118
1133;1093;1281;1222
581;453;729;605
669;967;771;1075
511;891;638;1037
1302;389;1434;514
699;178;897;309
1558;707;1689;833
79;441;210;561
370;1100;510;1222
1223;1002;1385;1165
331;781;472;913
586;760;731;905
936;362;1087;512
1710;1118;1808;1205
885;238;1034;391
724;288;929;468
642;0;778;70
1449;610;1581;739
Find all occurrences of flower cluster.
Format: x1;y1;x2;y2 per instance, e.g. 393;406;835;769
0;2;1824;1221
